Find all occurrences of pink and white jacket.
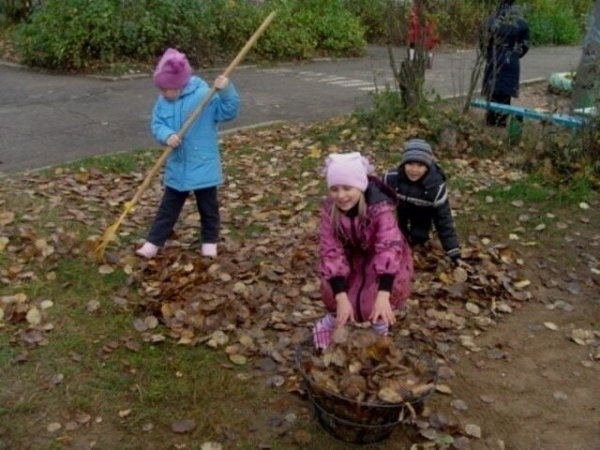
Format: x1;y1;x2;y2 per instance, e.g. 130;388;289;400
319;177;414;321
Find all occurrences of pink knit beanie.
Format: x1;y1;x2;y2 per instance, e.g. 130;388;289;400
153;48;192;90
325;152;370;192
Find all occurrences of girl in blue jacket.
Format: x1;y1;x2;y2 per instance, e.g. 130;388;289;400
136;48;240;258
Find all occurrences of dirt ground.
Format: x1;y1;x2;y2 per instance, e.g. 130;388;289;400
449;285;600;450
287;85;600;449
259;212;599;450
1;82;598;450
421;87;600;450
428;247;600;450
292;214;600;450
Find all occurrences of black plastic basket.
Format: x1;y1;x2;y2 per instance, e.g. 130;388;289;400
311;398;402;445
295;336;438;445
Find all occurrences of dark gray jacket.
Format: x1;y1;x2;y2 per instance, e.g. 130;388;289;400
481;2;530;98
383;164;460;260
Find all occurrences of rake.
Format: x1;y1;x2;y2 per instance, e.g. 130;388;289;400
93;10;277;261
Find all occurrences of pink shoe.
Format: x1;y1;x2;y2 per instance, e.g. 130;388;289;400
201;243;217;257
313;314;336;350
371;321;389;336
136;242;159;258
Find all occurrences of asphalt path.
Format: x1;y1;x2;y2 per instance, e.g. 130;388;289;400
0;45;581;174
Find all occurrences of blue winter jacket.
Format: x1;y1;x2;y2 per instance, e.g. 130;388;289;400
151;75;240;191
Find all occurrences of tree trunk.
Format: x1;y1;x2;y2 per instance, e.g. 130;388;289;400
395;0;427;110
571;0;600;111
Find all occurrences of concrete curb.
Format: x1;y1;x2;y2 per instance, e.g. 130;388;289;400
0;120;287;179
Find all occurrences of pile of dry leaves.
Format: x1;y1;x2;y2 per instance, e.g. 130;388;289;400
2;122;597;447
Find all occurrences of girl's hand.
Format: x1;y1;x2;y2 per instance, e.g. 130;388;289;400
166;134;181;148
369;291;396;326
335;293;355;328
214;75;229;90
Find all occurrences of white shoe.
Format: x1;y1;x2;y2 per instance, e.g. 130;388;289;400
136;242;159;258
201;243;217;257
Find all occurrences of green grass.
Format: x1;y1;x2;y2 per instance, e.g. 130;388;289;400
1;114;598;449
93;61;152;78
0;150;312;448
475;174;595;205
51;148;158;175
0;280;279;447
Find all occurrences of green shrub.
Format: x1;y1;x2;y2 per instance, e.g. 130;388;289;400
343;0;388;43
198;0;262;63
256;7;317;60
525;0;582;45
434;0;490;47
15;0;121;70
17;1;153;69
302;0;365;55
10;0;595;71
352;87;443;139
13;0;366;70
517;120;600;187
0;0;41;23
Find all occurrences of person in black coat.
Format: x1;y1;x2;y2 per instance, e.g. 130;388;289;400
383;139;461;264
481;0;530;127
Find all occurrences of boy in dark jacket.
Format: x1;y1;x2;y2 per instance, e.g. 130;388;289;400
383;138;461;264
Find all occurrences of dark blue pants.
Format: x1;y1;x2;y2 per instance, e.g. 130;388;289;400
146;185;219;247
486;93;511;127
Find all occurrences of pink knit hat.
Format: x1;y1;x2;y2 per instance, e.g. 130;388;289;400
153;48;192;90
325;152;371;192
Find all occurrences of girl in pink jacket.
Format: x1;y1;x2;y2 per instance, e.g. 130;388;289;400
313;152;414;349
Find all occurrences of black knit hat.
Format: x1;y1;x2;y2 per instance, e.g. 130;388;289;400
401;138;434;167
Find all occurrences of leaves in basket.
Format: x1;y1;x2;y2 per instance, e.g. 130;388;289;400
306;329;436;404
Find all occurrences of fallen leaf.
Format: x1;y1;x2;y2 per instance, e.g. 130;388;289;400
75;412;92;424
47;422;62;433
0;211;15;226
171;419;196;433
479;394;495;403
64;421;78;431
144;315;159;329
98;265;115;274
229;354;247;365
465;302;480;315
553;390;568;400
451;399;469;411
201;443;223;450
435;384;453;395
87;300;101;312
133;318;148;332
453;267;468;283
0;236;8;251
26;307;42;325
40;300;54;310
464;423;481;438
513;279;531;289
